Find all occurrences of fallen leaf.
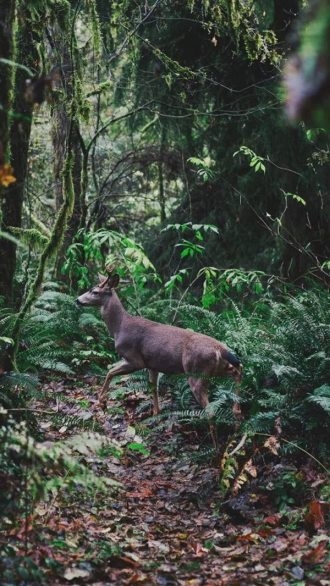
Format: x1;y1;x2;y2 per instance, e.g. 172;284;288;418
148;540;170;554
244;458;257;478
237;531;261;543
263;514;281;526
264;435;280;455
63;566;91;580
302;541;327;564
290;566;304;580
304;500;325;533
271;538;288;553
176;533;189;540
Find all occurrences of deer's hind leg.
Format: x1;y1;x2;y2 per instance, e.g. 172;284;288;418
188;377;218;448
148;369;159;415
188;376;209;408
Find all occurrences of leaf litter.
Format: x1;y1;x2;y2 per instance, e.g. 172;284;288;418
3;376;329;585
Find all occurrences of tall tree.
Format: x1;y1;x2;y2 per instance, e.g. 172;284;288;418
5;3;43;305
0;0;17;302
48;3;84;274
102;0;329;281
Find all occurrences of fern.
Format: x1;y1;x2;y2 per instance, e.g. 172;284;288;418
139;289;330;459
243;412;279;434
0;372;39;394
0;287;112;377
306;384;330;415
175;303;221;335
257;389;291;410
0;418;119;520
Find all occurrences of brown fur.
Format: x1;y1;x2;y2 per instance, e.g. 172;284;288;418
77;274;242;412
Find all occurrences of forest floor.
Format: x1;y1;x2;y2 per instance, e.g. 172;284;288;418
6;376;330;585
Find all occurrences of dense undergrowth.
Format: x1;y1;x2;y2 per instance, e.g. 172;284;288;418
0;271;329;582
1;275;329;453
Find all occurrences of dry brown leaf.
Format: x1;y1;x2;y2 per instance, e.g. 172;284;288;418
264;435;280;455
302;541;328;564
304;500;326;533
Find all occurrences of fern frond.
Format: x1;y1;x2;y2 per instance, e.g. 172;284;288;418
243;412;279;434
35;290;74;306
0;373;38;392
306;385;330;414
258;389;288;410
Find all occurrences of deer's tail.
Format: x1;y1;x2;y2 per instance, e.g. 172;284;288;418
223;349;242;382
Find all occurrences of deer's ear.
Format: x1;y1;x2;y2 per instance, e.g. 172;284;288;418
108;274;120;289
98;274;108;287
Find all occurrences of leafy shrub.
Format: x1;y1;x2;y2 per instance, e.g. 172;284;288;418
0;286;114;376
0;417;119;584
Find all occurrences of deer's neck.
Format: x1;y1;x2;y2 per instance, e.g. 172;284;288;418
101;292;127;337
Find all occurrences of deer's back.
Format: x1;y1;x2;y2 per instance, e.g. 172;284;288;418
115;314;230;376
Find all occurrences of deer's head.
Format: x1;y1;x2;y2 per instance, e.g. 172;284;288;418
76;273;120;307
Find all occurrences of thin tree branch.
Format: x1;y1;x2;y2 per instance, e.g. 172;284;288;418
107;0;163;64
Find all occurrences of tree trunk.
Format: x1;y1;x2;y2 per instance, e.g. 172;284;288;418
0;0;17;303
49;20;84;277
4;6;40;306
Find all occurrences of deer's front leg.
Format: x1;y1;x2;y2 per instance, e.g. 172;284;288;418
98;360;139;410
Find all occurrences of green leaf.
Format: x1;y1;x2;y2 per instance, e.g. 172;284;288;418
202;292;217;309
127;442;150;456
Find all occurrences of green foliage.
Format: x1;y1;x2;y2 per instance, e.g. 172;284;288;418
0;372;39;400
233;146;266;174
0;286;113;376
176;239;205;259
222;0;280;64
0;415;119;578
187;156;215;182
272;470;307;511
0;550;45;586
163;223;218;262
12;0;330;289
126;441;150;457
1;419;95;513
199;267;268;308
164;269;190;293
160;223;220;296
281;190;307;207
167;285;330;461
306;384;330;414
62;228;159;293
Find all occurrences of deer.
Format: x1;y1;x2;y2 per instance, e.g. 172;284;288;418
76;270;242;424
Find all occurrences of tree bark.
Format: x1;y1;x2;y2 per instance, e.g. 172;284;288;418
3;6;39;306
49;20;84;277
0;0;17;303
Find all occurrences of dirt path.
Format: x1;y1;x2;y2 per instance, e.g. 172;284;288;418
6;377;329;585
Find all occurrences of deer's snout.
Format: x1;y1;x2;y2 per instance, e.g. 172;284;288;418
76;297;83;306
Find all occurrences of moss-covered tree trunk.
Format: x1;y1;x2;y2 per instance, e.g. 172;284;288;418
0;0;17;303
52;110;83;261
5;6;42;307
50;20;84;277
